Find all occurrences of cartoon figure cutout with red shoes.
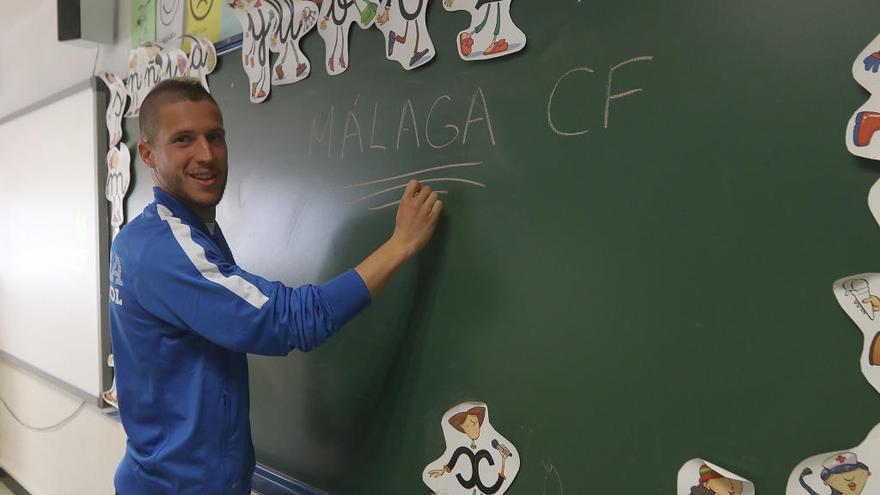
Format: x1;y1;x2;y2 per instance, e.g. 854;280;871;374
375;0;435;70
848;34;880;157
442;0;525;61
318;0;379;75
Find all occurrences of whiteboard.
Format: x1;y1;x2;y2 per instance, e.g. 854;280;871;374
0;84;103;398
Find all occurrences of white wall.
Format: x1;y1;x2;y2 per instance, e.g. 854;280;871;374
0;361;126;495
0;1;132;493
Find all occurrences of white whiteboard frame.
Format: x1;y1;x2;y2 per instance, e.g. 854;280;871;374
0;80;111;403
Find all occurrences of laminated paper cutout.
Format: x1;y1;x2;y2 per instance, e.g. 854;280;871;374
106;144;132;239
228;0;278;102
785;423;877;495
132;0;157;46
157;0;186;47
318;0;379;75
442;0;525;61
847;34;880;159
124;42;190;116
181;34;218;90
98;72;128;146
185;0;222;42
265;0;320;85
423;401;520;495
678;459;755;495
375;0;435;70
833;269;880;393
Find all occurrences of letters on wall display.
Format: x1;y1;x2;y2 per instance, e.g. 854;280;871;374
318;0;379;76
423;402;520;495
375;0;435;70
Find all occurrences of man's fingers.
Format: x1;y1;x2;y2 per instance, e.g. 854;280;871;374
423;191;439;212
403;179;420;200
416;184;432;202
429;199;443;217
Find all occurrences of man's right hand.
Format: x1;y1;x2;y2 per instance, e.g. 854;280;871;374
354;180;443;298
390;180;443;257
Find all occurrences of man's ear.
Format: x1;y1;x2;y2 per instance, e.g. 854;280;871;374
138;139;155;169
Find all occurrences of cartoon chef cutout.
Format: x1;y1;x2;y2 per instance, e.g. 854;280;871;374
423;402;520;495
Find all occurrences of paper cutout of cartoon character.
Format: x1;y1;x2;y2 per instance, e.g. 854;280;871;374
103;353;118;408
798;453;871;495
180;34;218;91
423;402;520;495
318;0;379;75
375;0;435;70
678;459;755;495
786;424;880;495
833;273;880;386
98;72;128;146
442;0;525;61
228;0;278;102
157;0;186;47
106;144;132;239
847;34;880;158
265;0;320;84
124;42;190;116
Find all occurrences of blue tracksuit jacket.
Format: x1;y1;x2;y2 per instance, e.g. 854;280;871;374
109;187;371;494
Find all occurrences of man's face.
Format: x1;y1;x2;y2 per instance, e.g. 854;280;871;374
825;468;871;495
703;477;743;495
139;99;228;220
460;414;481;440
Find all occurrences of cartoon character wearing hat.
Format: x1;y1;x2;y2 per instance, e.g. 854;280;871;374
799;452;872;495
689;464;744;495
423;403;519;495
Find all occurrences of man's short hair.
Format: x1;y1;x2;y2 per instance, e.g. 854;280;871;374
138;78;219;142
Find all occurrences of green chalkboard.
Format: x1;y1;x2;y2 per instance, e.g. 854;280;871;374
121;0;880;492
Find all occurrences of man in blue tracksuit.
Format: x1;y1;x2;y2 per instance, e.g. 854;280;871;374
110;78;443;494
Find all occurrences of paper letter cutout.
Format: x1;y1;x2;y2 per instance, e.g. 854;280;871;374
442;0;525;61
375;0;434;70
266;0;320;85
132;0;157;47
423;401;520;495
157;0;186;47
678;459;755;495
106;144;132;239
181;34;218;90
318;0;379;76
786;423;878;495
186;0;222;42
125;43;190;116
98;73;128;146
848;34;880;158
229;0;277;102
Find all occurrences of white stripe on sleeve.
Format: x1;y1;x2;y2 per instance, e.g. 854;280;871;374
157;204;270;309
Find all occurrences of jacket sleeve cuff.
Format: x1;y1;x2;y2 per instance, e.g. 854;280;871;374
320;269;371;327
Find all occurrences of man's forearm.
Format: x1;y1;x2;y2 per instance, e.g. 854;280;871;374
354;238;412;299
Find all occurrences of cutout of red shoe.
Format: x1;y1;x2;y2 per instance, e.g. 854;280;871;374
483;38;509;56
854;111;880;147
339;55;347;69
296;63;307;77
328;56;335;72
459;32;474;57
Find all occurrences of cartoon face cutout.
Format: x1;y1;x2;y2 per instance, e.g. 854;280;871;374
423;402;520;495
704;476;744;495
265;0;319;84
374;0;435;69
678;459;755;495
442;0;525;61
789;443;876;495
825;466;871;495
317;0;378;75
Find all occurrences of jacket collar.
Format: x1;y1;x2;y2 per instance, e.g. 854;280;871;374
152;187;212;237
